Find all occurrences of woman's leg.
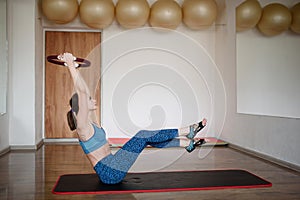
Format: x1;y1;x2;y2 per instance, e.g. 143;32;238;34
94;128;179;184
94;119;207;184
148;138;180;148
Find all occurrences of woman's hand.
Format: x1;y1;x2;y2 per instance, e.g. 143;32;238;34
58;52;78;67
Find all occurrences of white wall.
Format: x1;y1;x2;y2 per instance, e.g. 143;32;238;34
101;26;226;139
34;0;44;146
6;0;42;148
0;114;9;152
100;0;227;139
0;0;9;153
0;0;7;115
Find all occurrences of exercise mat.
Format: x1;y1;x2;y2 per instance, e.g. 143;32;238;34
53;169;271;195
108;137;228;148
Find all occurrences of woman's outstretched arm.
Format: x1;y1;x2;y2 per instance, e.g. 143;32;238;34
60;52;94;137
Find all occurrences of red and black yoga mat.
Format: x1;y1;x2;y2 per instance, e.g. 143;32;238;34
52;169;272;195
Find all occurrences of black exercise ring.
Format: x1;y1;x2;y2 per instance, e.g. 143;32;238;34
47;55;91;67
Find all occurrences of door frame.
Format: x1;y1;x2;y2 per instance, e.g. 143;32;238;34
42;28;102;141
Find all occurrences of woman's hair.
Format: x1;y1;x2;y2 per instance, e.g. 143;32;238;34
67;93;79;131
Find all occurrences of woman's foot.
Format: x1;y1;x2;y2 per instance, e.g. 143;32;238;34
186;118;207;140
185;138;206;153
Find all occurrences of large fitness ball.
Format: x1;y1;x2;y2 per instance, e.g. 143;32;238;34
257;3;292;36
236;0;262;32
79;0;115;29
182;0;218;30
116;0;150;29
42;0;78;24
290;3;300;34
149;0;182;30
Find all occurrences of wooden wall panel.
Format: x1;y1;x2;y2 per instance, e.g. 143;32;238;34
45;31;101;138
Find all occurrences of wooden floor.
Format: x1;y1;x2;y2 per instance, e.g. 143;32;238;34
0;144;299;200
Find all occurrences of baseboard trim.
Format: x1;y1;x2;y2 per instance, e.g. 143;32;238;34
43;138;79;144
0;146;10;157
229;144;300;173
10;146;36;151
36;139;44;150
9;139;44;151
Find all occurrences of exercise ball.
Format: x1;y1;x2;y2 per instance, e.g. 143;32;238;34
257;3;292;36
149;0;182;30
290;3;300;34
116;0;150;29
236;0;262;32
79;0;115;29
42;0;78;24
182;0;218;30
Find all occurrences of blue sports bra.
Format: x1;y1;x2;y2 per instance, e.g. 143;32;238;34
79;124;107;154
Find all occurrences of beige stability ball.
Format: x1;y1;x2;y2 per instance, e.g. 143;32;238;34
182;0;218;30
79;0;115;29
236;0;262;32
149;0;182;30
257;3;292;36
290;3;300;34
116;0;150;29
42;0;79;24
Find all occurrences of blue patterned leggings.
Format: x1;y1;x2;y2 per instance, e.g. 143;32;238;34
94;129;179;184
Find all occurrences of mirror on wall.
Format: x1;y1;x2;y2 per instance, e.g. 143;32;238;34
0;0;8;115
236;0;300;119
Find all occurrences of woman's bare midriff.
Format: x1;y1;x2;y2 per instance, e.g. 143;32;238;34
86;142;111;167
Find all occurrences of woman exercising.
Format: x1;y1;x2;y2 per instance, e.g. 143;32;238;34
60;52;207;184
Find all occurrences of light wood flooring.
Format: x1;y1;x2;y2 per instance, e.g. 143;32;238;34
0;144;299;200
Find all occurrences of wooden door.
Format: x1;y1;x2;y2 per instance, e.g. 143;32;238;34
45;31;101;138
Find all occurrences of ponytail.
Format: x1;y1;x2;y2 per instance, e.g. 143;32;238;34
67;93;79;131
67;110;77;131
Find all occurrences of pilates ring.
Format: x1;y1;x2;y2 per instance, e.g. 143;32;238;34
47;55;91;67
